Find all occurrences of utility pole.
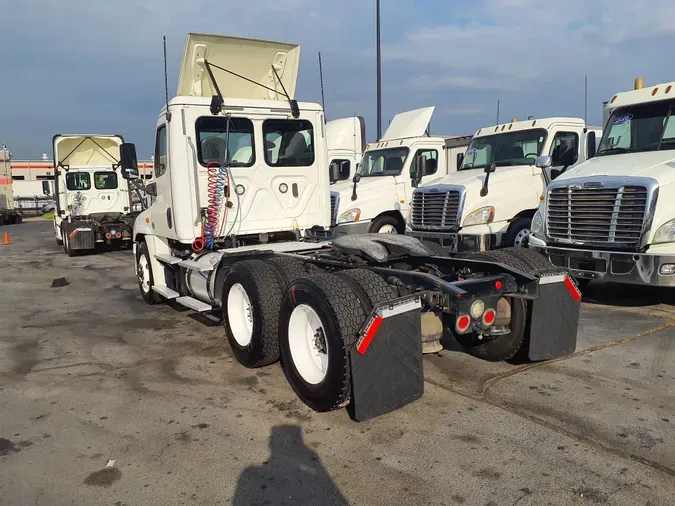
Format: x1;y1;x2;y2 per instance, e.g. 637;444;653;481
376;0;382;140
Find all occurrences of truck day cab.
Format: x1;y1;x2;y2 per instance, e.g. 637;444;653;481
122;32;583;421
529;77;675;289
408;117;601;252
329;106;471;235
52;135;136;255
326;115;366;184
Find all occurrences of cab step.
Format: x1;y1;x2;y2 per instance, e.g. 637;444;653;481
178;259;214;272
176;296;212;312
155;254;182;265
152;285;179;299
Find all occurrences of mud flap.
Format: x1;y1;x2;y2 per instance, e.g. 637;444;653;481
66;221;95;250
348;296;425;421
528;273;581;361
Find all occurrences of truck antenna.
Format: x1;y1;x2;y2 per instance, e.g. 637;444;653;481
376;0;382;140
163;36;172;122
318;52;326;120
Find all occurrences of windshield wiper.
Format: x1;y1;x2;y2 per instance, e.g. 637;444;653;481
495;161;516;167
596;147;633;156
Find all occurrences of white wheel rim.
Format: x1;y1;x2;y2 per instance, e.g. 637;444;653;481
288;304;329;385
138;254;151;293
514;228;531;247
227;283;254;347
378;224;397;234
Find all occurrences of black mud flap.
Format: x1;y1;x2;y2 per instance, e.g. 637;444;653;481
528;272;581;361
348;296;425;422
67;221;96;250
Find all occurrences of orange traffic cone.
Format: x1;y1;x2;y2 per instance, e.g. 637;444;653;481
2;233;9;245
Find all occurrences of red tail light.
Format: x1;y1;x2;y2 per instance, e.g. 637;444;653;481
456;314;471;333
105;233;111;239
116;232;121;238
483;309;496;326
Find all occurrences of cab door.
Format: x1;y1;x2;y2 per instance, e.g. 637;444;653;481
149;117;176;238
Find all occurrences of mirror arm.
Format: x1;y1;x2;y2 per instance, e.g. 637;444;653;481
480;173;490;197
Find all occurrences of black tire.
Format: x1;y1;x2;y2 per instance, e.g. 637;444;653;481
421;240;450;257
265;256;319;287
136;242;163;305
503;217;532;248
369;215;403;234
336;268;397;308
279;273;366;412
222;260;283;368
454;249;537;361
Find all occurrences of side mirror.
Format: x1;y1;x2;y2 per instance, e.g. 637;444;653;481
119;143;139;179
329;162;341;183
42;180;51;196
352;173;361;184
587;131;597;159
145;182;157;196
480;162;496;197
535;155;552;169
456;152;464;169
484;162;496;174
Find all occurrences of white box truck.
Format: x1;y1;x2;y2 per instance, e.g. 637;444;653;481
328;106;472;235
529;77;675;289
121;32;583;421
52;134;136;255
407;117;601;252
0;148;21;225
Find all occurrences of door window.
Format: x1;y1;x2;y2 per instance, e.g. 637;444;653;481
410;149;439;177
549;132;579;167
154;125;167;178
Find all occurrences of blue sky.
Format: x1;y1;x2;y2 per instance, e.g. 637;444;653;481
3;0;675;159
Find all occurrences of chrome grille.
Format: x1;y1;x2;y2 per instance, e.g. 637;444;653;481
411;189;462;231
330;193;339;226
547;185;648;246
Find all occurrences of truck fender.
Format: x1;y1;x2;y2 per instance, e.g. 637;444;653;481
136;235;171;287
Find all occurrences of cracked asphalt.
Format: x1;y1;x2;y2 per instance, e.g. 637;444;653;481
1;220;674;506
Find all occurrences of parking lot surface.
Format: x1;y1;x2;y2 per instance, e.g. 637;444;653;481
1;220;674;505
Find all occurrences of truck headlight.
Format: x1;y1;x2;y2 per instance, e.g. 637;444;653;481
339;208;361;224
463;206;495;227
531;207;545;238
653;218;675;244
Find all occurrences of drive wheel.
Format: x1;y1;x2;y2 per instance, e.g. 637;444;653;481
504;217;532;248
222;260;283;368
279;274;366;412
136;242;162;305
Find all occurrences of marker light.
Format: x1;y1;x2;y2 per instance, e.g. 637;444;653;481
470;300;485;319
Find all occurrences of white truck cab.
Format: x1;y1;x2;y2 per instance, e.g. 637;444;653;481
327;116;366;184
52;134;135;254
408;117;601;252
530;77;675;288
330;106;471;235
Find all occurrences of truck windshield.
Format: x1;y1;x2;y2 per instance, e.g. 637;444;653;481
357;147;409;177
597;100;675;156
460;129;547;170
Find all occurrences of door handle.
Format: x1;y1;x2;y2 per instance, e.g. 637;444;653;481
292;183;298;198
166;208;173;229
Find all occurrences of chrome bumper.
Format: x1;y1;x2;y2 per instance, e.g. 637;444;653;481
406;230;498;253
530;243;675;287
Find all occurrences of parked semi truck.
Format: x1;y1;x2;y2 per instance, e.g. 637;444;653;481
328;106;472;235
124;32;582;421
407;117;601;252
529;77;675;289
0;148;22;225
52;134;136;255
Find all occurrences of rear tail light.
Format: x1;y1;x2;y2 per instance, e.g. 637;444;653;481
456;314;471;334
116;232;122;238
483;308;496;326
105;233;111;239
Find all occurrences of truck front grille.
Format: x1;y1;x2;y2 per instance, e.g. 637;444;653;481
547;185;648;247
411;189;462;231
330;193;339;226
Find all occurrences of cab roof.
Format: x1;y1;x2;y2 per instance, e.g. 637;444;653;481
473;117;586;137
607;80;675;112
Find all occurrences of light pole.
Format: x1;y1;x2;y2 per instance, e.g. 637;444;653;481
376;0;382;140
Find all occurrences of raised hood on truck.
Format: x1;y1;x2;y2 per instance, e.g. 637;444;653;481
53;135;123;168
380;106;435;142
177;32;300;101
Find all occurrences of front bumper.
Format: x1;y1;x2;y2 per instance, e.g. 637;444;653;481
405;229;498;253
529;241;675;287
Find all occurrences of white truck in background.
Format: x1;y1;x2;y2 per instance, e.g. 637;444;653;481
0;148;22;225
329;106;472;235
407;117;601;252
530;77;675;289
52;134;137;255
121;32;583;422
327;116;366;184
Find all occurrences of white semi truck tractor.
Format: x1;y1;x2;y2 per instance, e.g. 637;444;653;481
407;117;601;252
529;77;675;290
122;32;584;421
329;106;472;235
52;134;137;255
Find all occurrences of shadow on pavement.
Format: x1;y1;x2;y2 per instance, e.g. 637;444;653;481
232;424;350;506
582;282;675;308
